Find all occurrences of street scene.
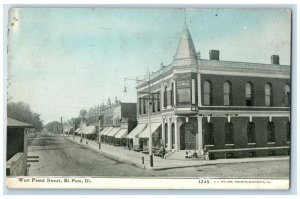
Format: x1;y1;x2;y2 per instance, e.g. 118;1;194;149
25;129;289;178
6;8;291;188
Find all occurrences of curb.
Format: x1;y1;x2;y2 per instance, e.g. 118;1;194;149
65;137;289;171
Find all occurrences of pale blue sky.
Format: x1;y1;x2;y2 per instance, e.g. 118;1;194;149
7;8;291;124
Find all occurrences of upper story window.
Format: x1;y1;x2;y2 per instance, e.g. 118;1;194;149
164;85;168;108
157;91;161;112
245;82;254;106
265;83;273;106
203;81;212;106
143;98;146;114
223;81;232;106
284;84;291;106
152;93;156;113
171;83;174;107
139;98;142;115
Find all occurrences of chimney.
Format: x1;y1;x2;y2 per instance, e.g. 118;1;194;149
209;50;220;60
271;55;280;65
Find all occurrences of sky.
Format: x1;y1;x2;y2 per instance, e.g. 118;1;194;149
7;8;291;124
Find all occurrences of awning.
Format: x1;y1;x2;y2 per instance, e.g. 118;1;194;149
138;123;161;138
106;127;121;137
75;128;81;133
83;126;96;135
102;127;113;136
114;128;128;139
126;123;147;139
99;127;109;135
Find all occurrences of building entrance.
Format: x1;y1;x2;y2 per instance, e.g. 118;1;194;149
180;122;196;150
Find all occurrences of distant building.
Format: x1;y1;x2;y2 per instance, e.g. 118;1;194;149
99;101;137;147
128;22;290;158
6;118;33;176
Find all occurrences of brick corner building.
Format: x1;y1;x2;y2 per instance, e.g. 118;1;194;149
128;22;291;159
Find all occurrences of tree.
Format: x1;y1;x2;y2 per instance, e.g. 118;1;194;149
79;109;87;119
7;101;43;131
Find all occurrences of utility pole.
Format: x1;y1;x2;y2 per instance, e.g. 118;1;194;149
124;71;155;167
147;72;153;167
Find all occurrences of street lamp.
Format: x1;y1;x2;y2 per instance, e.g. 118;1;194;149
124;72;157;167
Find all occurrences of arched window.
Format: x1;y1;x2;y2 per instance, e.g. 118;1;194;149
223;81;232;106
247;122;256;143
225;122;234;144
171;83;174;107
164;123;168;147
265;83;272;106
286;121;290;143
203;81;212;105
245;82;254;106
164;86;168;108
267;121;275;143
284;84;291;106
204;122;214;145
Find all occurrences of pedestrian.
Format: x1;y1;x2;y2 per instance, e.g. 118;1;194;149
161;144;165;159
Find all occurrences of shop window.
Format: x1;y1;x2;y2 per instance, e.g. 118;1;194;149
245;82;254;106
223;81;232;106
204;122;214;145
283;84;291;106
265;83;272;106
203;81;212;105
171;83;174;107
225;122;234;144
164;86;168;108
247;122;256;143
267;121;275;143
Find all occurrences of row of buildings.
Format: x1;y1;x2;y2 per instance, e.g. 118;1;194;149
74;22;291;159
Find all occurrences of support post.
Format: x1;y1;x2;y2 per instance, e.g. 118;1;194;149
174;116;179;151
197;116;204;155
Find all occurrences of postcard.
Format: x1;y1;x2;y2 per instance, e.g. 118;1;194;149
6;7;291;189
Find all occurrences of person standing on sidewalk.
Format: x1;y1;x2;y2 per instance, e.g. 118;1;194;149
161;144;165;159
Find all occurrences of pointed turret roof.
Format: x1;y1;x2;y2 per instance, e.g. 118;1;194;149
173;22;197;66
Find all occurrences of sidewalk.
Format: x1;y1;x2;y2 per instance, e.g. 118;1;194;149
65;135;289;171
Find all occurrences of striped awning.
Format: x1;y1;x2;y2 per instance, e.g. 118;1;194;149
138;123;161;138
126;123;146;139
114;128;128;138
82;126;96;135
106;127;120;137
102;127;113;136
